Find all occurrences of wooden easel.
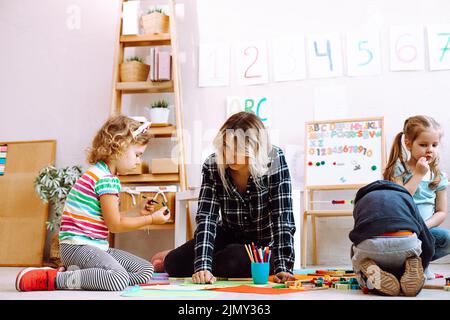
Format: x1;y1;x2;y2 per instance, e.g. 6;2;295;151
301;117;385;268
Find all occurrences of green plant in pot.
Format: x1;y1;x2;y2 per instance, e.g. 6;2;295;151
120;56;150;82
141;7;169;34
34;165;83;266
146;99;171;126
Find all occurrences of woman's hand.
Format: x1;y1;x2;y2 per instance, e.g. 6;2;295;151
138;198;155;216
273;271;295;283
415;157;430;176
192;270;216;284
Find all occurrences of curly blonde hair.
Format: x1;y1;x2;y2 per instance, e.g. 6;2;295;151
87;115;152;165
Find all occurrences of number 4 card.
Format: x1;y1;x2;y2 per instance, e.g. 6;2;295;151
346;32;381;76
307;34;343;79
235;41;269;86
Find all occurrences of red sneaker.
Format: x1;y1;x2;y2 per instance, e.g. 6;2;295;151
15;267;59;292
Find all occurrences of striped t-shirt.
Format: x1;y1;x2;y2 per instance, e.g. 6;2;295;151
59;161;121;250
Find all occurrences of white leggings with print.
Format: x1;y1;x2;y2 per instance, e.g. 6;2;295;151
56;243;153;291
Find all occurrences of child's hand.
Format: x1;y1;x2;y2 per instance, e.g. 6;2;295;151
138;199;155;216
415;157;430;176
149;207;171;225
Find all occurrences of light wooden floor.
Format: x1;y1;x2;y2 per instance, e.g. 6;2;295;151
2;264;450;300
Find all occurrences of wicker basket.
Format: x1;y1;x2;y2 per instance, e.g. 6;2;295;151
120;61;150;82
141;12;170;34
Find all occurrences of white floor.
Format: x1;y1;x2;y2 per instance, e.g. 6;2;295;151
2;264;450;300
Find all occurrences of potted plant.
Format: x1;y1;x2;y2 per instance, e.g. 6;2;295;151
35;165;83;266
141;7;170;35
120;56;150;82
146;99;170;125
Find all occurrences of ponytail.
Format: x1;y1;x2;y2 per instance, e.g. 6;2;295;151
383;131;408;181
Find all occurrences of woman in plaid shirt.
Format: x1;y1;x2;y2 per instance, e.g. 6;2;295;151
164;112;296;284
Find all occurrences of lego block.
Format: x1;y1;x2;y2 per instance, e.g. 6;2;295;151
151;158;179;174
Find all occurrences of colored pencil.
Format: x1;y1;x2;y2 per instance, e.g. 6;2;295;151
251;242;260;262
244;244;254;263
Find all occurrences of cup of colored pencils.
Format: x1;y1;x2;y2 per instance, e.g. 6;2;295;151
245;243;271;285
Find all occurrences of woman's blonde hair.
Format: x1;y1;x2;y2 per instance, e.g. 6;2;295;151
213;111;271;193
383;115;443;189
87;115;151;165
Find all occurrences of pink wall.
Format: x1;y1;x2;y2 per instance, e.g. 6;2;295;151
0;0;120;168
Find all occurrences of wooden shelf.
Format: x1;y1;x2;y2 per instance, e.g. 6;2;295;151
120;34;171;47
119;173;179;184
139;223;174;231
148;125;176;138
116;81;174;93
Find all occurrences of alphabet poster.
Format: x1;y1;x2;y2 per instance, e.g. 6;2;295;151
305;118;385;187
226;96;271;127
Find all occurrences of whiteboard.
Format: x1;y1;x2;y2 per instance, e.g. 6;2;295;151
305;117;385;187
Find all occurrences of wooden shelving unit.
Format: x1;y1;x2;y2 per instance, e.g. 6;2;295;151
115;80;174;93
109;0;188;247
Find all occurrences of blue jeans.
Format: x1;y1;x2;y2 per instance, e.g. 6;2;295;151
430;227;450;261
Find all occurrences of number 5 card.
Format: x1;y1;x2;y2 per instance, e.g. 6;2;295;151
346;32;381;77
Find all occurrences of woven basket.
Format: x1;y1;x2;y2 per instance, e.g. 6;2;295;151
141;12;170;34
120;61;150;82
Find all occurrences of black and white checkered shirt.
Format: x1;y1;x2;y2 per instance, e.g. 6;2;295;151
194;145;296;274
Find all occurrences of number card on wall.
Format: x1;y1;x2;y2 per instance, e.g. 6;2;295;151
198;43;230;87
390;26;425;71
307;34;343;78
346;32;382;76
272;37;306;82
427;24;450;71
305;117;385;187
235;41;269;86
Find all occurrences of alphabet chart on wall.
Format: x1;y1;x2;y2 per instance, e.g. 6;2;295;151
304;117;385;187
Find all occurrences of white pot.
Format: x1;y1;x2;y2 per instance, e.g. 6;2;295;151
147;107;170;125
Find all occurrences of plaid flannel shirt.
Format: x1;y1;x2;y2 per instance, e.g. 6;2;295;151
194;145;296;274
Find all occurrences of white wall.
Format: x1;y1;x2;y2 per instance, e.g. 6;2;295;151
2;0;450;267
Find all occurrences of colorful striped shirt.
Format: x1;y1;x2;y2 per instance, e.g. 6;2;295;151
59;161;121;250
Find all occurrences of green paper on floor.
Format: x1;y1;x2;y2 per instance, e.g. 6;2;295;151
121;285;224;298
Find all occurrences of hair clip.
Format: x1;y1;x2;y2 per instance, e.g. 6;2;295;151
132;121;151;138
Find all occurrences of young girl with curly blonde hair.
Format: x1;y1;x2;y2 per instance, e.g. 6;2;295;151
16;115;170;291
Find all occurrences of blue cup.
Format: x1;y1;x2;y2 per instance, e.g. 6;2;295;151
251;262;270;284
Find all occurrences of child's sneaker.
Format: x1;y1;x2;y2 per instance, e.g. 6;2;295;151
15;267;58;292
359;258;400;296
400;256;425;297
